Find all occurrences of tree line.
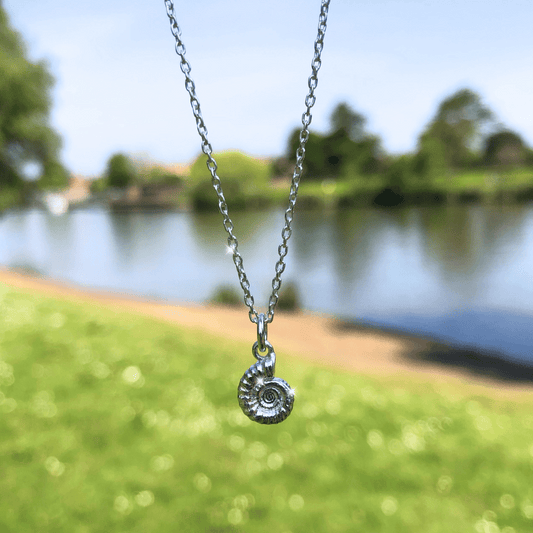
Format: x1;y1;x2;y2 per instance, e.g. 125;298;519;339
2;2;533;209
279;91;533;185
99;90;533;203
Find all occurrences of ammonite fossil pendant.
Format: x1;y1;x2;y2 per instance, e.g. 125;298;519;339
238;341;294;425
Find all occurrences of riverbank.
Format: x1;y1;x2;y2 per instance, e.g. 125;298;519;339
4;165;533;214
2;266;532;400
3;266;533;533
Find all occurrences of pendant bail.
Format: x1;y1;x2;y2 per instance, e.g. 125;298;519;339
257;313;268;353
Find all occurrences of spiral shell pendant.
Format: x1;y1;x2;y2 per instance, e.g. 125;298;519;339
238;342;294;425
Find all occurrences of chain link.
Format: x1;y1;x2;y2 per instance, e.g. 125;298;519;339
164;0;330;324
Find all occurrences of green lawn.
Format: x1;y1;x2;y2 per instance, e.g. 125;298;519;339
1;283;532;533
431;168;533;194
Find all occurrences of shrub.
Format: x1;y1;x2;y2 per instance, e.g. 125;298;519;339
277;281;301;312
38;160;70;190
209;285;242;307
191;179;246;212
106;153;137;188
190;150;271;185
90;177;108;193
141;166;183;186
271;156;293;178
189;151;271;211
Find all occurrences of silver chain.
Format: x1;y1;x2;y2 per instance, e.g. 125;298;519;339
164;0;330;324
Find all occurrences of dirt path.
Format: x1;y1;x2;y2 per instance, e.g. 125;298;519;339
1;267;532;401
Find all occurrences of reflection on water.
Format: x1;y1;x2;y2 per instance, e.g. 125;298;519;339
1;204;533;361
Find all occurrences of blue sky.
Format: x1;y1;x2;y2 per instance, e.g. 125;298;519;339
5;0;533;177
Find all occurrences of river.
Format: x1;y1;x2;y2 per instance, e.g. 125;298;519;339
1;204;533;364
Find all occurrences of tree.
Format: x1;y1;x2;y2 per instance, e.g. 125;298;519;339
39;160;70;189
329;102;367;142
413;137;447;180
484;130;527;167
286;102;381;179
106;153;136;188
0;4;65;189
189;150;272;210
418;88;495;169
286;129;329;179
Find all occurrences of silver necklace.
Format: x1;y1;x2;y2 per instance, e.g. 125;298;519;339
164;0;331;424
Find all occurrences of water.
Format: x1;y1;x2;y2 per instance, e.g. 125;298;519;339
1;204;533;363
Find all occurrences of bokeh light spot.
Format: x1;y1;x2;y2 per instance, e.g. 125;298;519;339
142;410;157;428
228;434;245;452
1;397;17;413
278;432;293;448
135;490;155;507
325;398;341;415
248;441;268;459
367;429;384;449
500;494;515;509
122;366;142;385
475;415;492;431
193;473;212;493
150;454;174;472
32;391;57;418
267;452;284;470
114;495;132;515
245;459;262;477
288;494;304;511
44;456;65;477
381;496;398;516
521;499;533;519
91;361;110;379
436;475;453;494
227;507;243;525
0;360;14;386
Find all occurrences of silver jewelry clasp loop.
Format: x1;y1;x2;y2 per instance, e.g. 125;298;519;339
252;340;274;360
257;313;268;353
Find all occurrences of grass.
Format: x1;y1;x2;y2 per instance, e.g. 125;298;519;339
265;168;533;210
431;168;533;194
1;283;533;533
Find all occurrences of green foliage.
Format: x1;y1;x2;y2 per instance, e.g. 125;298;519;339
277;282;301;312
435;88;493;126
288;129;381;180
0;186;22;211
190;150;271;185
287;129;328;179
526;148;533;167
418;88;495;170
0;5;63;186
384;155;414;191
106;153;137;188
1;284;533;532
192;179;246;211
271;157;293;179
90;176;108;194
413;137;447;180
140;166;183;186
189;151;271;211
372;156;414;207
484;130;526;167
323;130;356;178
210;285;242;307
329;101;367;142
38;160;69;190
287;103;381;180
